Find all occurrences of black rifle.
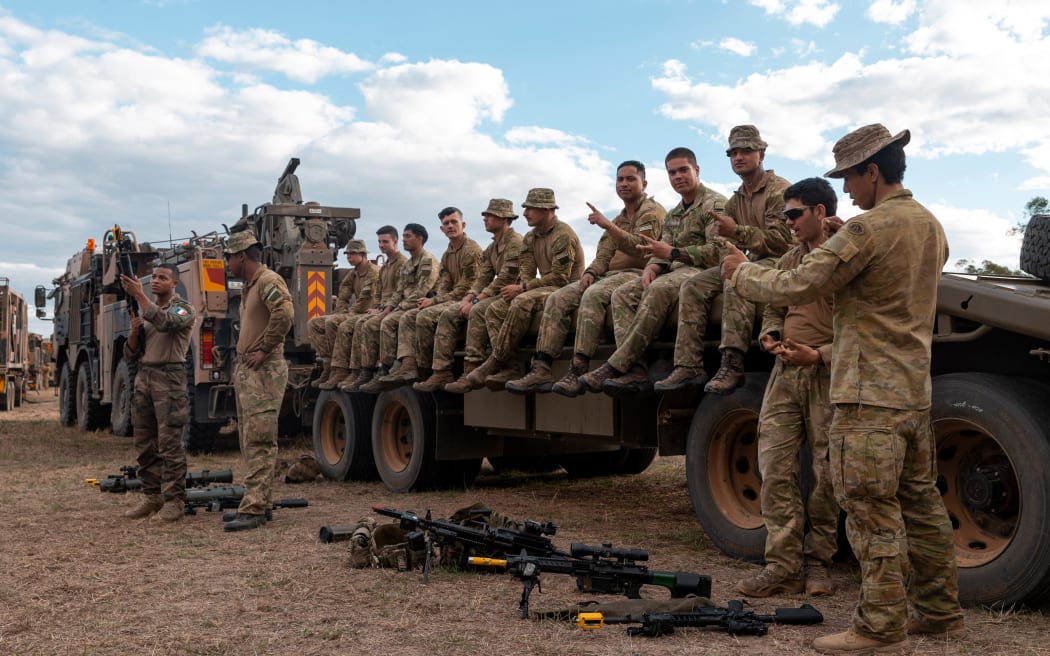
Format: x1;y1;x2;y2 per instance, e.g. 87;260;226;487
469;543;712;619
86;467;234;493
117;251;140;317
576;599;824;637
318;525;356;543
183;485;308;515
372;505;562;584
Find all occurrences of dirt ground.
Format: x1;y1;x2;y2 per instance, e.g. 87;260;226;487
1;389;1048;656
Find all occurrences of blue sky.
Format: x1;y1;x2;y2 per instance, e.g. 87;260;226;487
2;1;1048;335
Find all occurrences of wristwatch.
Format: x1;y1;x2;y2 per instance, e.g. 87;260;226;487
470;297;479;305
670;247;681;262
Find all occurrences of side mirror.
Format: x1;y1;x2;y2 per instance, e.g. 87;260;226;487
36;309;47;320
34;285;47;308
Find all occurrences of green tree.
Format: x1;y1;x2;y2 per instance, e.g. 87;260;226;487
1010;196;1049;235
954;259;1024;275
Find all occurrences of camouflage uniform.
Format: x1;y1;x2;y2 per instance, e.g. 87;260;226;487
486;218;584;361
396;236;483;367
306;257;379;358
335;251;406;370
730;189;962;643
606;185;727;373
124;294;196;503
535;196;666;359
359;249;439;368
756;242;838;578
433;229;524;371
674;170;792;368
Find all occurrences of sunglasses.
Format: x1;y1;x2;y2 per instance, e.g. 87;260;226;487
783;206;815;221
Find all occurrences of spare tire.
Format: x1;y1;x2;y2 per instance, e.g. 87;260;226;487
1020;213;1050;281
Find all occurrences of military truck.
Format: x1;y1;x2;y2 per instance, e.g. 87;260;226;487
0;277;29;410
310;213;1050;609
26;332;52;390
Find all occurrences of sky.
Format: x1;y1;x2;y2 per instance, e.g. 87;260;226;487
2;0;1048;336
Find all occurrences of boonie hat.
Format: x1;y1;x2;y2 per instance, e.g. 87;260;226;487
344;239;368;254
481;198;518;219
825;124;911;178
726;125;768;155
522;188;558;209
227;229;259;254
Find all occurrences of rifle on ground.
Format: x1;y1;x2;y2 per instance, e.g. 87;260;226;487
372;505;562;584
183;485;308;515
576;599;824;637
86;467;234;493
468;543;712;619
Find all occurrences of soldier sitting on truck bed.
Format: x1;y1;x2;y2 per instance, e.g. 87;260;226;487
323;226;406;391
426;199;523;393
506;161;666;395
373;207;483;389
579;147;727;394
357;224;440;394
445;188;584;392
309;240;379;388
652;125;793;395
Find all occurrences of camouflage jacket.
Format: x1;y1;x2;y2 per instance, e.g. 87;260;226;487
474;229;524;298
434;236;484;304
652;184;728;271
374;252;408;310
335;261;381;315
124;293;196;365
586;195;667;278
387;249;440;311
724;169;793;261
519;218;585;291
237;266;294;356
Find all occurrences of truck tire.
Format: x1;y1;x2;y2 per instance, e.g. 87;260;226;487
182;393;222;453
59;366;76;426
1020;213;1050;282
931;373;1050;607
312;390;377;481
110;360;134;437
686;372;770;563
617;447;658;475
75;362;108;432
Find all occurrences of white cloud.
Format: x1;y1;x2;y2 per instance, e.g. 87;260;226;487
195;26;373;83
930;203;1024;270
719;37;756;57
505;126;586;146
866;0;917;25
748;0;841;27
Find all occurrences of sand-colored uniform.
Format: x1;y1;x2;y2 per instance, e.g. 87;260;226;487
234;266;293;516
485;218;584;361
337;252;407;369
124;294;195;502
536;196;666;359
397;236;483;368
755;242;838;578
359;249;439;368
607;186;727;373
433;229;524;371
729;189;962;643
307;261;380;357
675;170;791;367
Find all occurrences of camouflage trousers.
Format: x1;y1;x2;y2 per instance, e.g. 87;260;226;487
757;360;838;576
831;404;962;642
607;267;697;372
486;288;556;362
308;312;356;358
131;364;189;501
358;310;405;368
676;258;775;367
233;356;289;516
397;301;456;368
335;313;375;369
536;270;640;360
436;297;496;370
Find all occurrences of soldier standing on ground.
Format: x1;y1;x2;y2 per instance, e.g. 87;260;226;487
223;230;294;532
722;124;964;653
507;161;666;395
309;240;379;389
653;125;792;394
580;147;726;394
120;264;196;522
438;199;524;393
734;177;840;599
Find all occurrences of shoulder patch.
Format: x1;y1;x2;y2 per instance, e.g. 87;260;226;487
847;222;866;235
637;222;655;234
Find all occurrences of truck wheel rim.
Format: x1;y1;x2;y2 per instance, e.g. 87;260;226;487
319;401;346;465
379;403;413;473
707;408;764;529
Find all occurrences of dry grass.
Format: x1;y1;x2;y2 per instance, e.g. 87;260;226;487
1;389;1048;655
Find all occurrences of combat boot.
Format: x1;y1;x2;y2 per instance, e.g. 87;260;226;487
704;348;746;395
318;367;350;390
602;363;652;395
735;567;805;597
358;365;392;395
413;369;454;392
310;358;332;388
445;356;501;394
153;498;185;523
380;356;419;387
125;494;164;519
223;512;268;532
505;358;554;394
484;359;525;391
654;365;709;392
341;368;371;392
578;362;622;393
812;628;909;654
551;355;589;397
805;562;834;597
